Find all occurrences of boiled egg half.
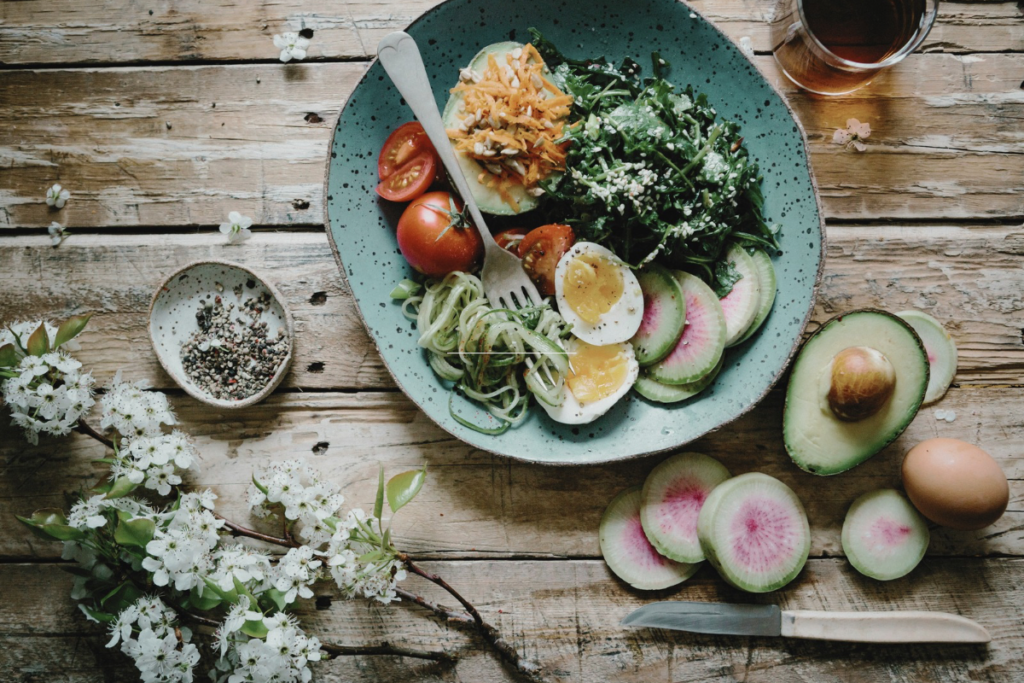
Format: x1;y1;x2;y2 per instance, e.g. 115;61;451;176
555;242;643;346
541;338;639;424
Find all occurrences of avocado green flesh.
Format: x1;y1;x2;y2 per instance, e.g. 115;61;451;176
784;310;929;476
442;41;552;216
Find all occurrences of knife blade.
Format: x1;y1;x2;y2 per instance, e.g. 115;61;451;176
621;602;991;643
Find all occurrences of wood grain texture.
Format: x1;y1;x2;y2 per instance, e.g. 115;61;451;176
0;226;1020;391
4;559;1024;682
2;55;1023;228
2;384;1021;561
0;0;1020;66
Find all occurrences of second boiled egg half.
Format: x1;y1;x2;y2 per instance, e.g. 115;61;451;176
555;242;644;346
541;338;639;424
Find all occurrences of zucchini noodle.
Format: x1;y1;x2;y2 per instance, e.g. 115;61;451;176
399;272;571;433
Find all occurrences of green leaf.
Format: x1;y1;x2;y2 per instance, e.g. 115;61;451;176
233;576;259;607
16;509;85;541
113;516;156;548
264;588;289;612
0;343;18;368
241;619;269;638
203;577;239;604
79;604;116;624
104;476;139;500
189;587;222;611
373;463;385;520
54;314;92;349
251;475;269;495
26;323;49;357
386;466;426;514
382;526;392;549
357;548;386;565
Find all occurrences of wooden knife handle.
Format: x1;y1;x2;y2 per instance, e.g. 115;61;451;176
780;610;991;643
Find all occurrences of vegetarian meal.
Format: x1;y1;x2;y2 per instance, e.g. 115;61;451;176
380;31;782;433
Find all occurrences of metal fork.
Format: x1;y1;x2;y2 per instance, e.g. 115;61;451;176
377;32;542;311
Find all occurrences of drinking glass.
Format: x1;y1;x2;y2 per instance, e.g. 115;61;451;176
770;0;940;95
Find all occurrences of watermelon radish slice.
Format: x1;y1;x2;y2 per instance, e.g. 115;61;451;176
733;249;777;346
634;356;723;404
719;244;761;348
896;310;958;404
600;486;700;590
631;264;686;366
647;272;726;385
640;453;731;563
842;489;930;581
697;473;810;593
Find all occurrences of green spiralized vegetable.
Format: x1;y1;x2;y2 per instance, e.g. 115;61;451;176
400;272;570;431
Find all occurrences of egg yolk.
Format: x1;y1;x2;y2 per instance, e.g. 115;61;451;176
563;253;624;324
567;341;630;403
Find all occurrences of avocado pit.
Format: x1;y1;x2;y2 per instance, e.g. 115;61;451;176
826;346;896;421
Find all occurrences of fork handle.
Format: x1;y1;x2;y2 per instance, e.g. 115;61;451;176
377;32;496;249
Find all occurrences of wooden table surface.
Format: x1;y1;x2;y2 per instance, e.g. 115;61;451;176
2;1;1023;681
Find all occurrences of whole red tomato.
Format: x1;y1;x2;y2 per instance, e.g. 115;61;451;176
397;192;483;277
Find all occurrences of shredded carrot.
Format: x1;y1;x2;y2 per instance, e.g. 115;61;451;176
446;43;571;209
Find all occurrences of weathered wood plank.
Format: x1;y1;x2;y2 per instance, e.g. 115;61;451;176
4;559;1024;682
0;0;1020;66
0;226;1020;391
1;56;1022;227
2;384;1021;561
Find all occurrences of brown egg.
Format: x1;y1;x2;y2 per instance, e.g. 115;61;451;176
902;438;1009;530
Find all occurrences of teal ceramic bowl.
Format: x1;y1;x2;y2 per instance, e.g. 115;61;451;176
325;0;824;465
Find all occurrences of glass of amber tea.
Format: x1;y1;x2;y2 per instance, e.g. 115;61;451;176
771;0;939;95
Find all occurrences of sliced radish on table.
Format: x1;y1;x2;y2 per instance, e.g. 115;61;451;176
640;452;731;563
600;486;699;590
733;249;777;345
897;310;958;404
647;271;726;386
719;244;761;348
842;489;930;581
697;472;810;593
634;356;723;404
631;264;686;366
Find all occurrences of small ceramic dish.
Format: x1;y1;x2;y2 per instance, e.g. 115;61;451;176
149;260;294;408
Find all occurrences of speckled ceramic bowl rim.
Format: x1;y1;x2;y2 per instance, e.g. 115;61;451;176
148;259;295;409
323;0;827;465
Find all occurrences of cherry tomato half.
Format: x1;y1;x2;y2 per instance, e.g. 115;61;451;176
378;122;438;180
397;191;484;277
375;152;437;203
519;224;576;296
494;227;529;256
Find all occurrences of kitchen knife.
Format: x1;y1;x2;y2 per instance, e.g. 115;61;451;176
621;602;990;643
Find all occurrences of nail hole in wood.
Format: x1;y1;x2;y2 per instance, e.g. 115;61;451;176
310;292;327;305
315;595;332;610
312;441;329;456
299;28;314;39
292;198;311;210
304;113;323;124
307;362;325;373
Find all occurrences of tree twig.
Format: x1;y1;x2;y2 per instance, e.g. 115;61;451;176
214;512;299;548
400;557;545;683
394;587;474;626
76;420;114;449
321;642;457;663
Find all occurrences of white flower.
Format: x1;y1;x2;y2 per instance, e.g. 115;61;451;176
325;509;407;604
100;372;176;440
113;597;199;683
248;460;345;545
273;32;310;63
219;211;253;244
832;118;871;152
46;183;71;209
48;222;69;246
272;546;322;603
1;347;95;444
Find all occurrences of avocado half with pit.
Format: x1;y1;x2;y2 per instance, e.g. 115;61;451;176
441;41;560;215
784;309;929;476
